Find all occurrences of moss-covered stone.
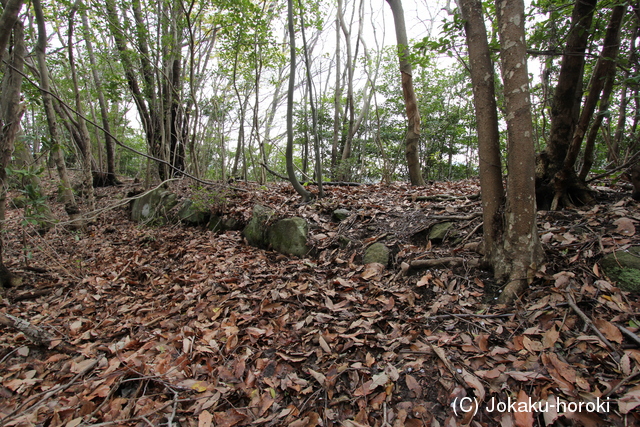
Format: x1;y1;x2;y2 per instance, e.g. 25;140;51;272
601;247;640;293
333;209;351;221
429;222;453;243
243;205;275;248
130;188;177;223
363;242;390;266
267;217;309;257
178;200;211;225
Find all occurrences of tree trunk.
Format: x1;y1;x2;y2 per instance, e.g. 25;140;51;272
68;2;95;211
331;9;342;179
80;5;119;186
459;0;504;267
0;0;23;57
286;0;311;201
385;0;425;186
0;14;25;278
33;0;81;224
299;4;324;197
578;70;616;181
553;4;625;208
494;0;543;302
536;0;597;210
461;0;542;304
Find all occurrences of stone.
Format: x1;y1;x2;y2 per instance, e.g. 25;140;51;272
267;217;309;257
601;247;640;293
130;188;178;223
429;222;453;243
333;209;351;221
363;242;390;266
243;205;275;248
178;200;210;225
208;215;242;232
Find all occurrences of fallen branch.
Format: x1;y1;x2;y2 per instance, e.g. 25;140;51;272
260;162;362;186
563;291;622;361
0;356;101;425
411;193;480;202
401;257;479;275
10;288;52;302
617;324;640;347
0;312;76;353
423;313;514;321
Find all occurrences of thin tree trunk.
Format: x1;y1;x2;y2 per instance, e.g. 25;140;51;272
286;0;311;201
611;24;638;164
554;5;625;208
299;2;324;196
331;8;342;179
385;0;425;186
80;5;119;185
579;72;617;181
68;2;95;211
459;0;504;271
33;0;81;224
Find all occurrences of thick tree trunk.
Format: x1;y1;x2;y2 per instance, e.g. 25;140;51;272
553;5;625;208
459;0;504;266
495;0;543;302
0;17;25;274
536;0;597;209
386;0;425;186
461;0;542;304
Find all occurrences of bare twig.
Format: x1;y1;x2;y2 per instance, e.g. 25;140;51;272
1;356;101;425
563;290;622;361
617;324;640;346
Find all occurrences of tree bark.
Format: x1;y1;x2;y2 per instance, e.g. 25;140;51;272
0;16;25;274
386;0;425;186
0;0;23;58
536;0;597;209
286;0;312;201
68;2;95;210
553;4;625;208
33;0;81;224
459;0;504;268
494;0;543;302
461;0;542;304
80;3;119;185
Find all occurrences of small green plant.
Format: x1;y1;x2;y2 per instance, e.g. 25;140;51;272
190;185;229;214
6;167;55;230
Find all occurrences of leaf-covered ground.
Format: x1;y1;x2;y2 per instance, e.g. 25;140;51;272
1;178;639;427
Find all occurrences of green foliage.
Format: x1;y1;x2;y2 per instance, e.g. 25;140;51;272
189;184;230;214
6;167;55;229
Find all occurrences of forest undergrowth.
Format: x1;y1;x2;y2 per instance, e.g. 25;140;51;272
1;176;639;427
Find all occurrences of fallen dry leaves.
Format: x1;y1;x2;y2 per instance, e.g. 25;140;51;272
0;179;639;426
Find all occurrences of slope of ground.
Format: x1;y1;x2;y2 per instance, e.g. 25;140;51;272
0;178;639;427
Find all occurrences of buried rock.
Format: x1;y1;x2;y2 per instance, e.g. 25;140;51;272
600;247;640;293
131;188;178;223
363;242;390;266
243;205;275;248
177;200;211;225
267;217;309;257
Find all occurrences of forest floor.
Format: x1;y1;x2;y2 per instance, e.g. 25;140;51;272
0;175;639;427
